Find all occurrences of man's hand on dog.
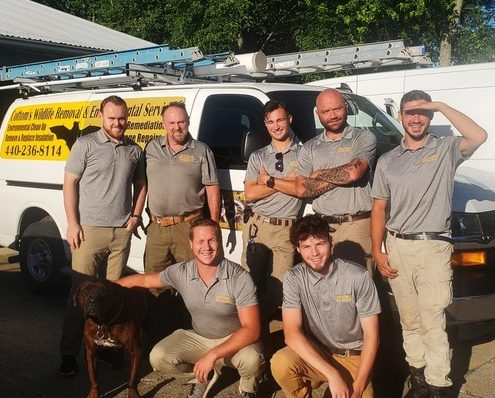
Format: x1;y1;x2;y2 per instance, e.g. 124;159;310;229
193;351;218;383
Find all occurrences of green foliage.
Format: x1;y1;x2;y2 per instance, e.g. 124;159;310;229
453;1;495;63
34;0;495;65
160;0;252;53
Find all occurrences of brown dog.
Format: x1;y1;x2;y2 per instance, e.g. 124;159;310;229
75;278;153;398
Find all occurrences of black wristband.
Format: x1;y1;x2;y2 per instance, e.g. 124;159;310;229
266;176;275;188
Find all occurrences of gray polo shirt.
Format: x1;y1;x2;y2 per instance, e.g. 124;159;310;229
145;135;218;216
159;258;258;339
372;134;465;234
65;129;145;227
283;257;381;351
298;126;376;216
245;140;302;218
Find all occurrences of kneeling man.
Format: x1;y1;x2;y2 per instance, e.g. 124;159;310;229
271;215;380;398
118;219;265;398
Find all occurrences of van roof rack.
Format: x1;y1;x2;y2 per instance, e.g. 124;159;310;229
0;40;430;95
264;40;429;77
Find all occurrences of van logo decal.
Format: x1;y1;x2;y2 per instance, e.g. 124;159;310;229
1;97;184;161
50;122;99;150
220;189;246;232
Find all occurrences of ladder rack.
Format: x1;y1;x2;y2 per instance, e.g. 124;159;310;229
264;40;429;77
0;40;431;94
1;45;205;81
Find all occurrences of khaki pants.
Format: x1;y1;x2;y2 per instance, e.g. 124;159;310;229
149;329;266;394
61;226;131;356
241;215;295;313
71;225;132;280
386;234;453;387
271;346;373;398
144;221;193;274
329;217;373;274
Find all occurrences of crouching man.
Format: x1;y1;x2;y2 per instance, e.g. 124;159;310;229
118;219;265;398
271;215;380;397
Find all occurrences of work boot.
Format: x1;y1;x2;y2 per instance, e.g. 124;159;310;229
427;385;450;398
405;366;428;398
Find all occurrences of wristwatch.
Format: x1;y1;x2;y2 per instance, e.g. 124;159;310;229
266;176;275;188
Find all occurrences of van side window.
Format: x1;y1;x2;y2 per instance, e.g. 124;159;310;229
198;95;265;170
344;94;403;159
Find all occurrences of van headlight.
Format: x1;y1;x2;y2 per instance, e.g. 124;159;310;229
451;212;483;237
451;251;487;266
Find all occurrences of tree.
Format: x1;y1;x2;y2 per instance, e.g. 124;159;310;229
449;0;495;64
34;0;495;65
439;0;463;65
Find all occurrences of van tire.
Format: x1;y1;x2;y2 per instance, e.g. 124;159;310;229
19;217;67;295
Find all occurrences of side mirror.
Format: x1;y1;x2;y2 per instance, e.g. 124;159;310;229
241;129;270;163
346;99;358;116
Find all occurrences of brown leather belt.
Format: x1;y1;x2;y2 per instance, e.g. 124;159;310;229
388;231;453;244
151;209;203;227
331;348;361;357
318;211;371;225
253;213;295;227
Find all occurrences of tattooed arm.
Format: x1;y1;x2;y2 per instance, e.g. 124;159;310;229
311;158;369;184
295;158;369;198
295;175;336;198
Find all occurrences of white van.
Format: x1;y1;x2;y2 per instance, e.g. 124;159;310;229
309;63;495;324
0;82;401;290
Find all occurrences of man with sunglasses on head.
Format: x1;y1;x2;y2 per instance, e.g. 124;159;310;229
295;88;377;274
242;100;302;324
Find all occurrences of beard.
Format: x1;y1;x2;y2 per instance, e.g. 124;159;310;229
321;118;347;133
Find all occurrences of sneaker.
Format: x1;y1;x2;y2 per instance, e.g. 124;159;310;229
59;355;78;377
187;369;219;398
240;391;257;398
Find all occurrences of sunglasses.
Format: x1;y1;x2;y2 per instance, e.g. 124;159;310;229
275;152;284;172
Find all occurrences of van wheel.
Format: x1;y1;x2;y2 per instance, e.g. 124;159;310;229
19;217;68;295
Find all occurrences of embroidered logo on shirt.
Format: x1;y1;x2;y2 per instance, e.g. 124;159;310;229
337;147;351;153
421;154;438;163
215;295;235;304
335;294;352;303
123;148;136;160
178;154;196;163
289;160;298;168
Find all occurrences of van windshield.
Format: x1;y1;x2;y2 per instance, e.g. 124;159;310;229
267;90;403;157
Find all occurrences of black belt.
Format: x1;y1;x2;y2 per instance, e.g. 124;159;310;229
388;231;453;244
252;213;294;227
331;348;361;357
318;211;371;225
